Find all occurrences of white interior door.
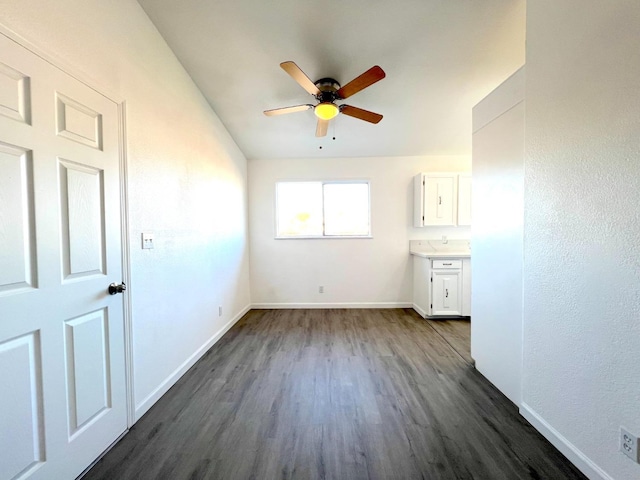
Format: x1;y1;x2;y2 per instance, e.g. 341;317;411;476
0;34;127;480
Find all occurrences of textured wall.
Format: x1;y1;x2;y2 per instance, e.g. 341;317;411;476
0;0;251;419
523;2;640;479
249;155;470;306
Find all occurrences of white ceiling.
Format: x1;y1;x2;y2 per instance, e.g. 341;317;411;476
138;0;525;160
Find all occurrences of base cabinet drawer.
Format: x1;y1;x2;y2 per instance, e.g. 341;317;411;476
432;259;462;269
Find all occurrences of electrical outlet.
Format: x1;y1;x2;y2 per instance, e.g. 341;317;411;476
141;232;154;249
621;427;640;463
319;286;324;293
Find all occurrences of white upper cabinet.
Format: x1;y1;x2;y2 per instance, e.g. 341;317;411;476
414;172;471;227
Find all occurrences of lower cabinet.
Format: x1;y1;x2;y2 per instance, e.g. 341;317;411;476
413;256;471;318
432;269;462;316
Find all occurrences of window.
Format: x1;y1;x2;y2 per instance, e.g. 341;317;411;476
276;181;371;238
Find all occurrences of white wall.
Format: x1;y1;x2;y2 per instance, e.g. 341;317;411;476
522;2;640;479
0;0;251;419
249;155;470;307
471;67;524;406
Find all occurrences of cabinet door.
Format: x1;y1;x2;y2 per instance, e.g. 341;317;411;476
462;258;471;316
431;270;462;316
412;256;430;318
457;174;472;226
414;173;426;227
424;175;457;226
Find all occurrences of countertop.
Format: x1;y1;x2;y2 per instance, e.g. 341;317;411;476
410;239;471;258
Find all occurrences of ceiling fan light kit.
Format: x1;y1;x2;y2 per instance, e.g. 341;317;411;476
264;61;386;137
315;102;339;120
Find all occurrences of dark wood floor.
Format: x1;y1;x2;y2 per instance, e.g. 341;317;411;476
84;309;586;480
426;317;472;365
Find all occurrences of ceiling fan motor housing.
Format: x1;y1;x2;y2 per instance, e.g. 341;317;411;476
314;78;341;102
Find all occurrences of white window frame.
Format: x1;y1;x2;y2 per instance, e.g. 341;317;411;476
275;180;372;239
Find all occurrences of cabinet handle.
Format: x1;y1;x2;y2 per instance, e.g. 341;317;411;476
445;288;449;298
438;195;442;205
443;263;452;266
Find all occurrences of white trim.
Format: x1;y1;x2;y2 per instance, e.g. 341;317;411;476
520;403;614;480
275;235;373;240
412;303;428;318
251;302;413;309
134;304;252;421
472;65;525;133
0;24;123;104
117;101;135;428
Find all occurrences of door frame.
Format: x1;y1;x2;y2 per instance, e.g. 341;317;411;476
0;24;136;428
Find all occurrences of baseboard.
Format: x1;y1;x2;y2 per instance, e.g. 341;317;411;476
520;403;614;480
134;304;251;421
412;303;427;318
251;302;413;309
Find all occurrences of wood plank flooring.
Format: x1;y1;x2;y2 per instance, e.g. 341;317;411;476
427;317;473;364
84;309;586;480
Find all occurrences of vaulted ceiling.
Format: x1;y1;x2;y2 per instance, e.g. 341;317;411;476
138;0;525;160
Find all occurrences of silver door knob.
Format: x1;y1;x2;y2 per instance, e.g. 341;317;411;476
108;282;126;295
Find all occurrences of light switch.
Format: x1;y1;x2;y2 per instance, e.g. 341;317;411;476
142;232;154;249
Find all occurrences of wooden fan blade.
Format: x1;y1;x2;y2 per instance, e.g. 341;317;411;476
264;104;314;116
316;118;329;137
280;61;321;96
340;105;383;124
337;66;386;99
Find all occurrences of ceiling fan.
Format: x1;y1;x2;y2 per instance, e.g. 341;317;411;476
264;61;386;137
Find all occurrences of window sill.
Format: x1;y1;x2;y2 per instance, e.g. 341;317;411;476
274;235;373;240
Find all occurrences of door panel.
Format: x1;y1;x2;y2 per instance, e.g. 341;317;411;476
0;33;127;480
0;331;45;480
64;309;111;437
0;142;37;293
55;92;103;150
59;159;106;280
0;61;31;124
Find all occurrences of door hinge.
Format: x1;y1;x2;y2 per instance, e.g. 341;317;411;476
423;180;425;186
430;276;432;282
430;304;432;309
422;215;425;221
